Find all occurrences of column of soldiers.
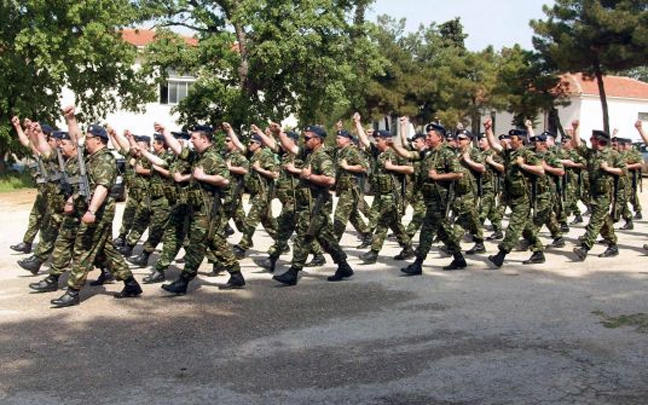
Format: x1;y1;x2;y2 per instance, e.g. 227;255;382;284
9;107;648;307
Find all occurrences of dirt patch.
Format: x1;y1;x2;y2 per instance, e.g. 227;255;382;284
0;189;37;208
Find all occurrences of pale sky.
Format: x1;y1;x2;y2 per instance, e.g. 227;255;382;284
368;0;555;51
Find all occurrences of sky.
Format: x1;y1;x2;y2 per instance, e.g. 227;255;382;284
367;0;555;51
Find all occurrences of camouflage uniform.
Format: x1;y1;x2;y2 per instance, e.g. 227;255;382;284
624;146;643;218
116;148;141;239
452;146;485;246
31;153;65;262
267;148;301;257
532;148;563;241
564;148;586;218
333;144;371;241
222;149;248;233
21;160;47;245
123;156;153;247
480;148;504;234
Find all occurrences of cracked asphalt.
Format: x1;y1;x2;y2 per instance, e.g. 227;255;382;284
1;189;647;404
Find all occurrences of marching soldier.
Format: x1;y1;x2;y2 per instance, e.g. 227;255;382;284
479;132;505;240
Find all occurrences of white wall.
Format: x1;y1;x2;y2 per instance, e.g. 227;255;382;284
576;95;648;142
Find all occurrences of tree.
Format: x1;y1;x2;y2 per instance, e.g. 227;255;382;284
531;0;648;134
0;0;156;171
139;0;383;131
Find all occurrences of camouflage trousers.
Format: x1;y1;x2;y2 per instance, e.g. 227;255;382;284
629;184;641;214
453;193;484;243
49;213;81;276
333;187;370;241
222;193;246;233
564;183;581;217
154;202;191;272
498;195;542;254
34;187;65;262
67;204;132;290
290;199;346;271
532;196;562;240
580;192;616;249
22;185;47;244
267;191;323;259
370;193;411;252
125;196;153;247
139;196;171;254
415;198;461;260
405;191;426;238
479;189;502;233
181;207;240;280
118;193;141;237
238;192;278;250
366;196;381;232
617;185;633;222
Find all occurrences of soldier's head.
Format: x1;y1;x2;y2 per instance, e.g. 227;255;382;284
424;123;445;147
189;125;214;153
285;131;299;147
248;133;263;153
303;125;327;150
611;136;620;151
153;133;167;152
373;130;393;151
39;124;59;148
561;136;573;150
86;124;109;153
478;133;489;150
498;134;511;149
455;130;474;150
411;133;427;151
508;129;527;150
590;130;609;150
335;130;352;148
57;131;76;158
531;134;548;151
542;131;556;147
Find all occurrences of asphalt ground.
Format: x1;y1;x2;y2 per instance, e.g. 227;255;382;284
1;189;647;404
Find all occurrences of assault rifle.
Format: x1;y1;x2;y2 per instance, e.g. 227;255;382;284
77;145;91;204
306;186;328;236
56;148;72;197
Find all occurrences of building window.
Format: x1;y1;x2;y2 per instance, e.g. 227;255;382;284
160;80;194;105
638;112;648;121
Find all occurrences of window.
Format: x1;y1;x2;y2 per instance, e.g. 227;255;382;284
160;80;194;105
638;112;648;121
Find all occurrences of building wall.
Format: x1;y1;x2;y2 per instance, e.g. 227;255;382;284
575;96;648;141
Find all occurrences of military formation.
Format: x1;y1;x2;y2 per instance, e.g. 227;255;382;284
8;106;648;307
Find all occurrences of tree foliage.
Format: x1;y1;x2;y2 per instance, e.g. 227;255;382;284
0;0;155;170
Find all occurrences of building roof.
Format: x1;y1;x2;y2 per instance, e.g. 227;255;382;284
561;72;648;100
120;28;198;47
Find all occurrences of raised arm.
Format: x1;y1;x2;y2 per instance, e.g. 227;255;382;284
398;116;409;147
224;122;247;153
484;118;503;153
636;120;648;144
154;122;182;155
251;123;277;151
524;119;534;143
571;120;581;148
12;116;39;155
62;106;82;146
271;122;299;155
353;112;371;149
32;122;53;158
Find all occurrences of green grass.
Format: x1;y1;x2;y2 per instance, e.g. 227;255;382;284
593;310;648;333
0;171;35;193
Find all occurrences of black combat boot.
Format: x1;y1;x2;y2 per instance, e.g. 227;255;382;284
305;253;326;267
570;214;583;225
634;211;642;220
548;237;565;248
572;245;589;261
515;239;530;252
161;273;191;295
393;246;415;260
360;250;378;264
29;274;59;293
232;244;246;259
254;255;279;273
219;271;246;290
51;288;80;307
486;231;504;241
126;251;151;268
90;268;114;286
207;262;227;277
356;233;373;249
10;242;32;254
224;224;235;237
401;257;423;276
112;234;126;247
598;245;619;258
643;244;648;252
522;251;546;264
327;260;354;282
281;244;291;254
443;252;467;271
118;243;134;257
142;269;165;284
175;254;186;264
620;219;634;230
17;255;43;275
488;249;507;268
465;242;486;255
114;276;143;298
560;222;570;233
273;267;299;286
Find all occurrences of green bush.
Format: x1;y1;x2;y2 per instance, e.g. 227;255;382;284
0;171;36;193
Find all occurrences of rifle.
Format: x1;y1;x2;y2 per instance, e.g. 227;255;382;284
390;173;404;217
444;181;456;220
610;175;620;222
632;169;638;194
35;155;50;184
306;187;327;236
228;175;245;218
476;172;483;208
555;174;565;217
530;175;538;217
77;145;92;204
56;148;72;197
640;168;643;193
205;189;222;243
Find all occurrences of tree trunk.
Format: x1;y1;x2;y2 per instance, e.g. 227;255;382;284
219;1;253;96
594;66;610;135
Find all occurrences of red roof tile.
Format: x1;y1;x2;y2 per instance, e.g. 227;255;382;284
120;28;198;47
561;72;648;100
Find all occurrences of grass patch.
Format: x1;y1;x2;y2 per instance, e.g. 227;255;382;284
0;171;35;193
592;310;648;333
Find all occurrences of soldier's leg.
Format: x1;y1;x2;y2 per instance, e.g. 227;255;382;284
333;189;354;241
125;198;152;248
33;206;64;261
268;195;296;257
237;193;266;250
369;196;390;252
414;201;442;259
290;209;313;272
22;187;47;244
118;195;140;237
499;198;531;254
579;196;611;250
140;197;171;254
48;216;81;276
153;204;190;273
405;195;426;238
367;196;380;232
630;188;642;215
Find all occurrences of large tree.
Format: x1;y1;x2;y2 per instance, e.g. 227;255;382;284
531;0;648;134
139;0;383;130
0;0;155;171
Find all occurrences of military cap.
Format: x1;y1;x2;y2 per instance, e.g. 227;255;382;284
508;129;527;137
336;130;352;139
190;124;214;134
172;131;190;140
41;124;54;135
88;124;108;140
592;130;609;141
562;134;572;140
531;134;547;142
476;132;486;140
540;130;556;139
53;130;70;140
153;133;165;143
411;132;426;141
135;135;151;144
445;132;457;141
250;134;263;144
498;134;510;141
455;129;475;140
425;123;446;136
304;125;327;139
285;131;299;141
619;137;632;144
374;129;393;139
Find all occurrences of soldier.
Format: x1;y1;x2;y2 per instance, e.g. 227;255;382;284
484;121;547;268
558;133;586;225
479;132;505;240
126;132;175;267
398;117;428;239
272;125;354;286
17;122;65;275
354;115;414;264
611;136;634;230
221;123;249;237
391;122;468;274
620;138;643;225
232;129;279;258
10;117;44;254
161;125;245;295
50;114;142;307
572;122;625;261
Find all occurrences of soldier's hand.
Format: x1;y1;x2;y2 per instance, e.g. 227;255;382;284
250;124;260;133
524;119;533;129
284;162;297;173
23;118;33;129
300;165;312;179
63;201;74;214
384;159;394;170
483;118;492;131
485;155;495;165
252;161;261;171
226;160;232;169
339;159;348;170
222;122;232;131
462;152;470;161
399;116;409;126
600;161;609;171
571;120;579;130
193;166;206;181
11;116;20;128
352;112;361;124
635;120;643;131
173;171;184;182
82;211;96;224
269;122;281;135
154;122;164;133
62;105;75;120
612;128;619;136
124;130;133;139
428;168;438;180
515;156;525;166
